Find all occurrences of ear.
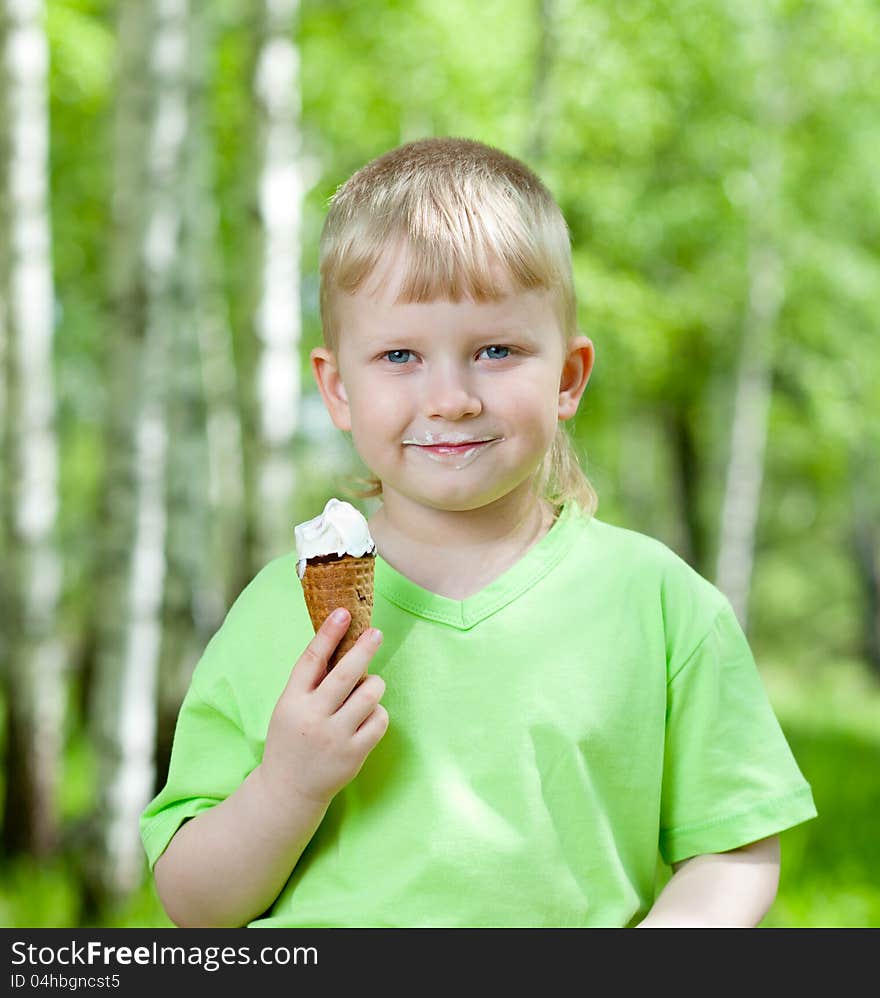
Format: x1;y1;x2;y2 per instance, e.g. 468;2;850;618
557;335;594;422
310;347;351;431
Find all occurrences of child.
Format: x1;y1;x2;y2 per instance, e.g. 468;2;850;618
141;137;817;928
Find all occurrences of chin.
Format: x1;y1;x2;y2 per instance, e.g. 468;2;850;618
413;482;529;513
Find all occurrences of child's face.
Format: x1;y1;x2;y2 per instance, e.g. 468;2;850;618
312;259;593;516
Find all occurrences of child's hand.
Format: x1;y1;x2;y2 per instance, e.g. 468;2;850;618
258;608;388;813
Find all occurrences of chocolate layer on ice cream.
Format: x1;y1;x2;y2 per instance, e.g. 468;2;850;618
294;498;377;671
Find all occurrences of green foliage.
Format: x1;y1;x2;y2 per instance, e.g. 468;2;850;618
0;858;81;928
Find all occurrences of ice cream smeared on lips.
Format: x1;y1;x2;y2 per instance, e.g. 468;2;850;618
294;498;377;672
402;429;503;470
295;497;376;579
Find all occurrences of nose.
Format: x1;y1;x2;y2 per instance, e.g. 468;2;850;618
422;362;482;420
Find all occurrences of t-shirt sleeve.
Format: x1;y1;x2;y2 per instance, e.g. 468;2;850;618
659;601;817;865
139;671;262;871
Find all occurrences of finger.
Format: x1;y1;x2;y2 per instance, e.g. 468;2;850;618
352;704;390;752
288;608;352;692
315;627;383;712
335;673;386;730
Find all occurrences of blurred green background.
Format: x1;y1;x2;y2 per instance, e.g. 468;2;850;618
1;0;878;927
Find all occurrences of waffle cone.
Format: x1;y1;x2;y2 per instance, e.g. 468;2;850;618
299;554;375;670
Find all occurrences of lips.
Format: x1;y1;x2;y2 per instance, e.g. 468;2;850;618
418;441;493;454
402;436;502;468
402;433;497;447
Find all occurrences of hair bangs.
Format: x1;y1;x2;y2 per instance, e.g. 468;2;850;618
390;219;557;308
321;203;571;348
319;137;577;347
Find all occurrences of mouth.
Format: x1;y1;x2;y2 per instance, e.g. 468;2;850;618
402;437;502;468
412;440;495;454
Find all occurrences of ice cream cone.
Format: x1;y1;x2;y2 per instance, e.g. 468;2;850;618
294;498;377;673
300;553;375;670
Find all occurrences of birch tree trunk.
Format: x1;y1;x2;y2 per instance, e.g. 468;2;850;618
0;68;7;691
850;444;880;677
0;0;65;858
244;0;303;570
187;8;246;620
154;0;244;793
667;403;708;574
527;0;558;164
87;0;188;905
714;7;786;628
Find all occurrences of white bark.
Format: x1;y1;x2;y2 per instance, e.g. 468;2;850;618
186;2;245;623
250;0;302;567
715;9;786;628
0;242;6;571
528;0;558;163
156;1;241;771
90;0;188;900
0;0;65;855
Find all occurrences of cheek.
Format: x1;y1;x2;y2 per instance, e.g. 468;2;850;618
497;375;557;422
347;380;407;434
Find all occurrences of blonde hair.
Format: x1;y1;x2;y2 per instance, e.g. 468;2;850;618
318;136;597;516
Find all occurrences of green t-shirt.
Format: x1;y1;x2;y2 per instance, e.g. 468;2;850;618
141;501;816;927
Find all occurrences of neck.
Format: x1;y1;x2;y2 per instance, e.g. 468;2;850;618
366;483;560;601
372;481;553;551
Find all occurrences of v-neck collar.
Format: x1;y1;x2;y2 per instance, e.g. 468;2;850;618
374;500;581;629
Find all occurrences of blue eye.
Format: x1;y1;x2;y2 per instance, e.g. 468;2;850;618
482;345;510;360
385;349;412;364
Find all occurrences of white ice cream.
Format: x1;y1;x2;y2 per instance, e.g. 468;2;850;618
402;430;503;470
294;498;376;579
